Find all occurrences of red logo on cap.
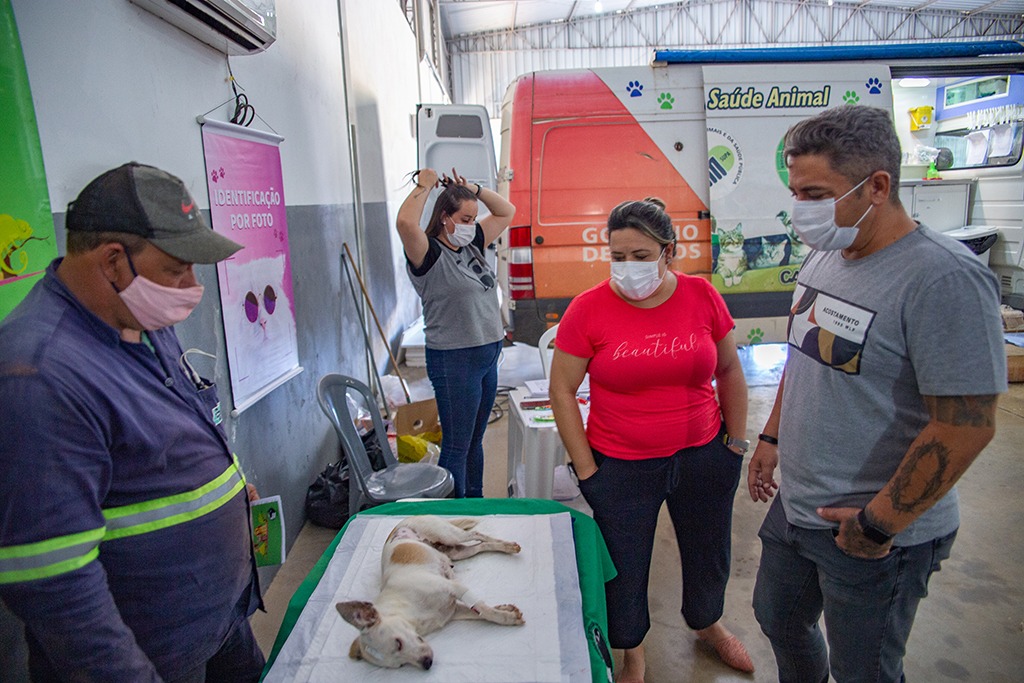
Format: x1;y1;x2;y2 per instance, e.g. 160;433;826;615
182;201;194;214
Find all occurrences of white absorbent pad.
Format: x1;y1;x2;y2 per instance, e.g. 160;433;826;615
263;512;590;683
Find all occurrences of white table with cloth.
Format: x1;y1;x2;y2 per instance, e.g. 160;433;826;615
506;388;589;499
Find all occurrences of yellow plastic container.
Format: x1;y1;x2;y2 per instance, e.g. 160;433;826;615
909;106;934;131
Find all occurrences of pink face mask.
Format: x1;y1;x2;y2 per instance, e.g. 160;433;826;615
116;252;204;330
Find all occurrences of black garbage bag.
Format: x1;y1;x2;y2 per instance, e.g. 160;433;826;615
305;460;350;529
361;429;387;471
305;430;387;529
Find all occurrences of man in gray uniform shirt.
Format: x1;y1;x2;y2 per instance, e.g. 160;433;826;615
747;105;1006;683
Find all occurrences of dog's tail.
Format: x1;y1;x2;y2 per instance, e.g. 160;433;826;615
448;518;478;530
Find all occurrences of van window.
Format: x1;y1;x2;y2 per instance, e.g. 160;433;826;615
537;122;704;224
436;114;484;138
934;122;1023;169
943;75;1011;109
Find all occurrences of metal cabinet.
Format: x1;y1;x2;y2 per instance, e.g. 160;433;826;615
899;179;974;232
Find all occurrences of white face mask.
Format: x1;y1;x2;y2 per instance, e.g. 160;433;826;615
611;249;665;301
791;176;873;251
447;220;476;248
116;252;204;330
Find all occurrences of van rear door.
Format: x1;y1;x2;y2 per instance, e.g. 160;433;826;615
416;103;498;233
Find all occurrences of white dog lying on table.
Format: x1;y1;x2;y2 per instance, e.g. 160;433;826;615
336;515;525;670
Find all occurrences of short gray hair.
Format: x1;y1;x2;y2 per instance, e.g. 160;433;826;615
784;105;902;201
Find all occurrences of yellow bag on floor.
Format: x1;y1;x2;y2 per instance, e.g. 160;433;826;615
397;434;440;464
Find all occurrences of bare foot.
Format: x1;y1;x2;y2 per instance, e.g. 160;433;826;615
697;621;754;674
616;645;645;683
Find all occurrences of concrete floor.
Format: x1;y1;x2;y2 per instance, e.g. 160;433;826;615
252;343;1024;682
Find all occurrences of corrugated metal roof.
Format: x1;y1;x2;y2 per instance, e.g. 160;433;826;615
441;0;1024;39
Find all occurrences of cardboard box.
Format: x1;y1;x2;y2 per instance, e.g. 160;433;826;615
1007;344;1024;383
393;398;441;436
1001;306;1024;332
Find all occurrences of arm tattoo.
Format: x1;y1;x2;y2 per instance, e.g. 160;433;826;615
925;395;997;427
888;438;950;513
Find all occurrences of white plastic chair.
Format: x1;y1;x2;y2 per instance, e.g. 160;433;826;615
538;324;559;378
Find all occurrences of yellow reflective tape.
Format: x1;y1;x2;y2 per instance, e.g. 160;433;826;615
0;460;246;584
0;527;105;560
103;476;245;542
233;453;247;485
0;547;100;585
103;461;238;520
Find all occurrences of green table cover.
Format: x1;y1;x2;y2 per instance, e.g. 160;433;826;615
262;498;617;682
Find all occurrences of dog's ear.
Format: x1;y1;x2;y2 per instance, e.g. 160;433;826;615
336;600;380;630
348;638;363;660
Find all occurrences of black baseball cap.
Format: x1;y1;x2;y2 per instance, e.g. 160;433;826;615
66;162;243;264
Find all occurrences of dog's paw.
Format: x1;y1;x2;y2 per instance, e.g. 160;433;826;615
504;542;522;554
494;603;525;625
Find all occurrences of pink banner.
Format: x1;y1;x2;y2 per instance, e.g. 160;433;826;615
201;120;301;414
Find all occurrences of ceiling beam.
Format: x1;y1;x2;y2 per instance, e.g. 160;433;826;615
967;0;1013;14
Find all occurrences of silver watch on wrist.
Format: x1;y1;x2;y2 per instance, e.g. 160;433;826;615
723;434;750;455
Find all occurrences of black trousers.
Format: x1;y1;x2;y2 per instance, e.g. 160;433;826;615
578;425;743;649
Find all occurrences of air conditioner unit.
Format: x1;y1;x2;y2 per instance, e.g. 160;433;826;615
129;0;276;55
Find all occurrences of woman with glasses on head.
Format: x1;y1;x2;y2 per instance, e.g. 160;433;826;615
549;197;754;681
396;167;515;498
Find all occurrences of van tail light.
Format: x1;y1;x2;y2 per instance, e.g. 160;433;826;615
508;225;534;300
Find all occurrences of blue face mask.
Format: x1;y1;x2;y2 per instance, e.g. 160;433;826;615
791;176;873;251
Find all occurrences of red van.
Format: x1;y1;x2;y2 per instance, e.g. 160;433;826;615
420;41;1024;345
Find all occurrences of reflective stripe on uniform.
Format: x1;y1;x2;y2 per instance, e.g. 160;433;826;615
0;527;105;584
103;461;245;541
0;461;244;584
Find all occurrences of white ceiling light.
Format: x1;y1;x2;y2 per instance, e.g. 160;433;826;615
595;0;604;12
899;77;932;88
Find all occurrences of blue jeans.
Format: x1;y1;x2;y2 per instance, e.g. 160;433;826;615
425;341;501;498
753;496;956;683
577;426;743;649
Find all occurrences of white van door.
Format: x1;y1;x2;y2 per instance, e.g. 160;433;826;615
416;104;497;231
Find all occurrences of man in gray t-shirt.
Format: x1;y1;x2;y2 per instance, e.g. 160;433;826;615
747;105;1006;683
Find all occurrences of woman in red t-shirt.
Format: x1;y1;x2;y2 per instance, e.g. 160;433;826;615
550;198;753;681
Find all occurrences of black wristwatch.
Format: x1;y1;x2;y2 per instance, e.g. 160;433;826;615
856;508;894;545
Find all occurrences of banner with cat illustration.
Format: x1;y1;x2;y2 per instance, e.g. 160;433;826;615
201;119;302;415
703;63;894;295
1;0;58;322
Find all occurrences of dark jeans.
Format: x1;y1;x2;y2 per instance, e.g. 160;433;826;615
577;426;743;649
753;496;956;683
25;608;264;683
168;613;265;683
425;341;501;498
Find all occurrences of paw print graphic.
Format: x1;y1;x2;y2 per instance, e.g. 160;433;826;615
626;81;644;97
210;170;219;183
218;168;225;179
657;92;675;110
747;327;765;344
843;90;860;105
865;77;883;95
